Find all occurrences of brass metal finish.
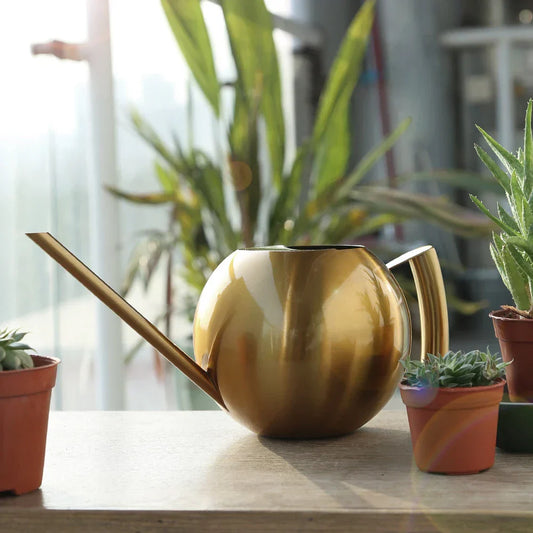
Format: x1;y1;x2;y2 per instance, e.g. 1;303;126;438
386;246;449;359
26;232;225;408
28;233;448;438
193;246;411;437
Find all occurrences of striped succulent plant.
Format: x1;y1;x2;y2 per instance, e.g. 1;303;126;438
470;99;533;318
0;328;34;371
401;349;508;388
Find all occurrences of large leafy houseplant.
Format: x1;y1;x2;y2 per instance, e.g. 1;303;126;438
109;0;492;351
470;99;533;403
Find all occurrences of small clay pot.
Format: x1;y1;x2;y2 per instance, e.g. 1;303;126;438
490;309;533;402
400;380;504;474
0;355;60;495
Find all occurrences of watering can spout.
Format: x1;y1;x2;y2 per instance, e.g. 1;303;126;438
26;232;226;409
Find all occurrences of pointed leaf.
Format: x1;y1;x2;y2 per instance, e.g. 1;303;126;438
154;162;177;193
497;204;520;234
106;187;178;205
477;125;523;177
347;186;493;237
310;0;375;192
11;331;27;343
312;0;375;145
520;195;533;237
493;231;506;253
161;0;220;115
524;99;533;198
469;194;517;235
9;343;32;351
227;85;261;242
399;167;503;195
474;144;511;194
489;243;511;292
506;243;533;282
506;235;533;257
222;0;285;187
509;170;525;230
312;106;351;195
331;117;411;200
269;141;311;242
502;247;530;310
130;110;180;169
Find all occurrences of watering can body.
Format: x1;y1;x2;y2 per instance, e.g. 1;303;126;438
28;235;448;438
193;245;447;437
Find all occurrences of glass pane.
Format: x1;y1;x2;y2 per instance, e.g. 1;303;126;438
0;0;96;408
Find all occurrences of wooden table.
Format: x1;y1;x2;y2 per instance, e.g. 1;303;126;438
1;410;532;532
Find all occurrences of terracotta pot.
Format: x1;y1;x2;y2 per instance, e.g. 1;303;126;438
400;380;504;474
0;355;60;495
490;309;533;402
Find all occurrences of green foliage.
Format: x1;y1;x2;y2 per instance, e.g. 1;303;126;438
161;0;220;115
471;100;533;317
109;0;493;340
0;328;34;371
401;349;509;388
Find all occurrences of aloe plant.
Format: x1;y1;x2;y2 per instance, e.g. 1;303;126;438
470;100;533;318
109;0;493;348
0;329;34;371
401;349;509;388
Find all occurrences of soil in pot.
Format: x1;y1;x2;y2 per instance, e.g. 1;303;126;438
400;380;504;474
0;355;60;495
490;309;533;402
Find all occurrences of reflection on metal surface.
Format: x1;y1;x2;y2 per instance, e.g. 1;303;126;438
194;246;447;437
386;246;449;360
29;233;448;438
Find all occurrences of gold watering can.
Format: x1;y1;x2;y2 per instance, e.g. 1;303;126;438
28;234;448;438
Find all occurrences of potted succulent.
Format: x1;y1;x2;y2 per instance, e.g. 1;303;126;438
470;99;533;402
400;349;508;474
0;328;60;495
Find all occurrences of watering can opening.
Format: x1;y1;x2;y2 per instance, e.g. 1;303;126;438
244;245;364;251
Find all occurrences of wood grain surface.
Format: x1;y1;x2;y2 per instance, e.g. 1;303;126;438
1;410;532;532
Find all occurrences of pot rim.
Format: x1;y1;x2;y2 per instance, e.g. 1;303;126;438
500;399;533;407
399;378;506;394
0;354;60;375
489;309;533;322
400;379;505;410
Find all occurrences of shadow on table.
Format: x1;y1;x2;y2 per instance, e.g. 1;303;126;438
0;488;43;507
202;422;421;511
258;425;413;508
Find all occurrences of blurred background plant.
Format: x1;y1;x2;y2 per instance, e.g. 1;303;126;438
108;0;495;362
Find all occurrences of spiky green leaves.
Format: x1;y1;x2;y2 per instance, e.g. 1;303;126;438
0;329;34;371
472;100;533;315
401;349;509;388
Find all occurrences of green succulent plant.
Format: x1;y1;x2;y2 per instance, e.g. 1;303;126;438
0;328;34;371
470;99;533;319
401;349;509;388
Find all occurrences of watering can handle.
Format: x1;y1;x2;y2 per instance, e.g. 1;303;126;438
386;245;449;360
26;232;226;409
